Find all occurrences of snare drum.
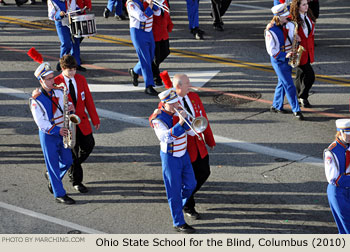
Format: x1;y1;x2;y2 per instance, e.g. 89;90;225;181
70;14;97;38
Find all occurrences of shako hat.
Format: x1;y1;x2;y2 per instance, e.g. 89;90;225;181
158;88;178;104
271;3;289;17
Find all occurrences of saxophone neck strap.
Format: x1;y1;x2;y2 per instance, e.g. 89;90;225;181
40;87;63;114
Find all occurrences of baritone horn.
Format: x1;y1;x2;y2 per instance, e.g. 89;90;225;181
152;0;170;13
173;104;208;141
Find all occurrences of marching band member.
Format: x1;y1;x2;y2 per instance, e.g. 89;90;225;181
290;0;316;108
324;119;350;234
127;0;161;96
265;3;304;120
149;74;216;219
151;89;197;233
173;74;216;219
103;0;127;20
210;0;232;31
48;0;86;72
30;62;75;204
186;0;204;40
55;55;100;193
151;0;173;86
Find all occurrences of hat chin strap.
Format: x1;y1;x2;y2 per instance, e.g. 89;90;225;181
39;78;49;90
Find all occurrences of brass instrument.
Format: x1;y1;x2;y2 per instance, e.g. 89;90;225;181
55;83;81;149
152;0;169;13
288;21;305;68
173;103;208;141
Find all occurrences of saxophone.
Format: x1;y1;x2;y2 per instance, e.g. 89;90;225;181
288;21;305;68
55;83;81;149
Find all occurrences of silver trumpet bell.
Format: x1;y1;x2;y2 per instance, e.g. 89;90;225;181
173;103;208;141
191;116;208;134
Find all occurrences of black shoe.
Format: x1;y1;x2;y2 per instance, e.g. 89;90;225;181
293;111;304;120
0;0;7;5
174;223;196;234
270;106;288;114
184;208;201;220
190;27;204;35
103;7;110;18
115;14;126;20
197;28;205;35
193;32;204;40
55;195;76;205
154;77;163;86
44;172;53;194
77;65;86;72
128;68;139;86
56;62;61;71
15;0;28;6
191;27;205;35
30;0;35;4
73;183;88;193
299;98;311;108
213;23;224;31
145;86;159;96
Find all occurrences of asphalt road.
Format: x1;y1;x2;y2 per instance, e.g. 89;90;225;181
0;0;349;234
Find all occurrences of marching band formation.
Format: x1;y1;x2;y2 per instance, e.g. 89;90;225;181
13;0;347;234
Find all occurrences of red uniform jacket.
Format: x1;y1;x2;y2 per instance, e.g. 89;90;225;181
149;92;216;162
152;0;173;42
55;73;100;136
298;15;315;65
76;0;91;12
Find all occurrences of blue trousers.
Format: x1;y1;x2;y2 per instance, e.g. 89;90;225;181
271;58;300;113
130;27;155;87
160;151;197;227
327;184;350;234
55;21;81;66
186;0;199;30
107;0;122;16
39;131;73;198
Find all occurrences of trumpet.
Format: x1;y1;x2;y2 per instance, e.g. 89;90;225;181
173;103;208;141
152;0;170;13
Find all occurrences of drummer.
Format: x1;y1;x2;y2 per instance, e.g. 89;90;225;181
48;0;86;72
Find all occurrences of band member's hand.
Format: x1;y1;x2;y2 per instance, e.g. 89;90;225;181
94;124;100;130
60;127;69;137
146;0;153;8
178;110;187;125
68;104;75;113
153;109;161;115
60;11;66;17
210;146;215;151
32;88;40;97
296;34;301;42
286;52;293;58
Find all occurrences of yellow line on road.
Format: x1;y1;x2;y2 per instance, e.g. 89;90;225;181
1;15;350;86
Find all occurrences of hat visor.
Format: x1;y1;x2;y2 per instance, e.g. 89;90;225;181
41;70;54;77
166;97;179;104
280;11;290;17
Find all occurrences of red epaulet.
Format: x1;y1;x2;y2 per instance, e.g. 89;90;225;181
328;142;337;151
